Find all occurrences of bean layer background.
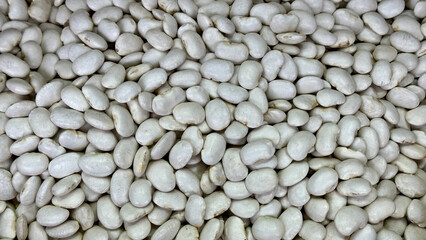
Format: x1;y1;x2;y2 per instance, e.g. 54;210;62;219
0;0;425;239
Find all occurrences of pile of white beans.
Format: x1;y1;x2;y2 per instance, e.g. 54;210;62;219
0;0;425;239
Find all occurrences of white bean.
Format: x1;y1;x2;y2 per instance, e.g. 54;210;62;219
204;191;231;220
146;160;176;192
72;50;104;76
79;153;116;177
252;216;284;240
